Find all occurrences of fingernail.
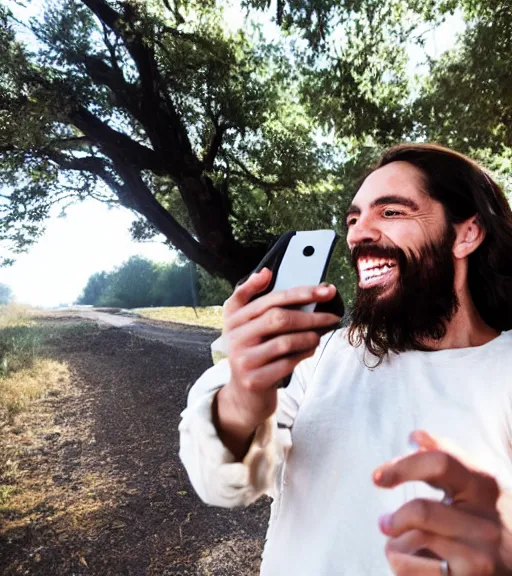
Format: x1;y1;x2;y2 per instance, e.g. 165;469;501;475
378;513;393;535
316;285;333;296
410;430;433;449
374;467;394;486
408;434;420;451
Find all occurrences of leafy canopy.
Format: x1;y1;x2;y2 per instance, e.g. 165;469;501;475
1;0;511;292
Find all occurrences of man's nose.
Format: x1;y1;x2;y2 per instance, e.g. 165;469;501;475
347;217;381;247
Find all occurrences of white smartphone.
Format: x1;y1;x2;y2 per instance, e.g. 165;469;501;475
272;230;337;311
245;229;343;315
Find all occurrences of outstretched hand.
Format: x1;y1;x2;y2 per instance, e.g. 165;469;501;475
373;430;512;575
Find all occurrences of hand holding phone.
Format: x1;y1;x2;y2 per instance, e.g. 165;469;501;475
213;231;344;460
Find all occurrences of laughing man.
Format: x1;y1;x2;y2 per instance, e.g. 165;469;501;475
180;144;512;575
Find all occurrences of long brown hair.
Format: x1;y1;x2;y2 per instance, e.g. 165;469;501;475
372;143;512;332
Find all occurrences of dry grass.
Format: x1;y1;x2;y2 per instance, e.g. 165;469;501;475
0;359;70;423
0;304;36;328
136;306;224;329
0;304;43;380
0;358;70;516
0;304;72;513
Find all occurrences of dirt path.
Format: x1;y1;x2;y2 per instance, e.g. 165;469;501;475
49;308;220;348
0;319;269;575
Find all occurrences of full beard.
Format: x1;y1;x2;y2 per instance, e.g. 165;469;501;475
347;226;459;364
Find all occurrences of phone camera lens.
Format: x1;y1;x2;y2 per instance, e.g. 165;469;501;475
303;246;315;257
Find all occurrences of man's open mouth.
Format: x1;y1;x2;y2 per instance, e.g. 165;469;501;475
357;258;398;288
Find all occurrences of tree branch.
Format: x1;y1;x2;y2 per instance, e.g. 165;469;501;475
229;155;295;192
101;21;123;75
46;145;229;275
80;0;197;173
45;151;107;173
277;0;285;26
49;136;93;150
81;54;146;123
69;106;167;175
203;123;229;172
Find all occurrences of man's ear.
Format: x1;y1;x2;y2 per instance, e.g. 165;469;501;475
452;215;486;259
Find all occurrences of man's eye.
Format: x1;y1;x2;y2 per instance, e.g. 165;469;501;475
383;209;403;218
346;217;357;227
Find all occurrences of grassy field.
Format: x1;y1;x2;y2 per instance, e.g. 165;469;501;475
0;307;93;422
136;306;224;329
0;305;91;512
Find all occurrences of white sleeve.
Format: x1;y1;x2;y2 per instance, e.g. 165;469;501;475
178;333;330;508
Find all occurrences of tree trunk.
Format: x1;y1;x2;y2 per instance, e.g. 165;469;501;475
175;169;272;286
55;0;274;286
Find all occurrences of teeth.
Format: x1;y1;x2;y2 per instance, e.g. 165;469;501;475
360;264;394;283
358;258;396;273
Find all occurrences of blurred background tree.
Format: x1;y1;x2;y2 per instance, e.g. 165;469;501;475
0;283;13;305
77;256;196;307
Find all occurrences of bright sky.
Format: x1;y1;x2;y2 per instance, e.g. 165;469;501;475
0;201;175;307
0;1;465;307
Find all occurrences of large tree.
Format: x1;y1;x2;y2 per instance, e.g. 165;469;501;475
1;0;510;287
0;0;441;284
0;0;340;282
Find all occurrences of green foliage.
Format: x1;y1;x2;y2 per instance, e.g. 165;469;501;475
0;0;342;280
100;256;156;309
197;267;232;306
0;325;42;378
151;261;196;306
0;484;15;506
245;0;451;143
77;255;195;308
414;1;512;150
1;0;512;292
78;254;234;308
77;272;109;306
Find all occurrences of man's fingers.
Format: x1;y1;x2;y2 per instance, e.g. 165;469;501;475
230;331;321;373
223;268;272;318
373;450;499;508
409;430;438;451
227;307;340;348
410;430;484;473
379;498;501;544
225;282;338;331
386;530;497;576
385;550;439;576
232;348;317;393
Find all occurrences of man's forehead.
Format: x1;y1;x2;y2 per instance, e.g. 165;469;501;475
351;161;427;206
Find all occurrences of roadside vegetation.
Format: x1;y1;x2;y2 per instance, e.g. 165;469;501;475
0;305;68;420
77;256;232;309
0;305;92;512
136;306;224;330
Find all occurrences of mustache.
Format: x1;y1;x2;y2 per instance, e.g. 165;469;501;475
350;243;406;270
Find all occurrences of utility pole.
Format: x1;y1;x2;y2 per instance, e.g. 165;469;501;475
189;261;199;314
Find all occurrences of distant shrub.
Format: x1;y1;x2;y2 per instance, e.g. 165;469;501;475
197;268;232;306
0;284;13;306
77;256;194;308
